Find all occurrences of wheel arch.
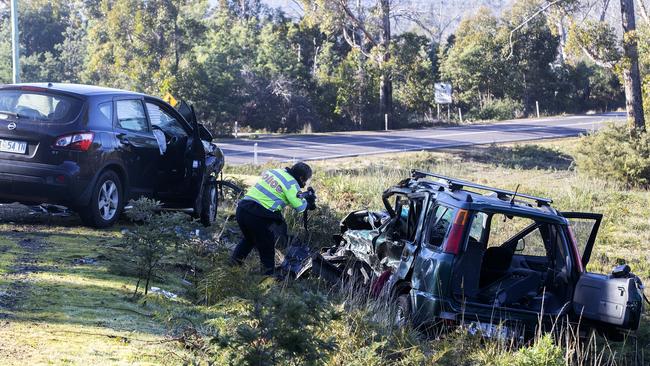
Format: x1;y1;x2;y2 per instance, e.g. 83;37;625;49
77;161;129;207
391;279;412;299
101;163;128;194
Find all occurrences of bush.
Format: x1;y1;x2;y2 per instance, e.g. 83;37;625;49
208;275;337;365
468;98;524;121
576;124;650;186
124;198;194;296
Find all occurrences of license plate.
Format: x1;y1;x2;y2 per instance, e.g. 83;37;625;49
0;139;27;154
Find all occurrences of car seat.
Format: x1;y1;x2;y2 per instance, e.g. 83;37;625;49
479;246;514;288
49;101;70;120
452;238;486;299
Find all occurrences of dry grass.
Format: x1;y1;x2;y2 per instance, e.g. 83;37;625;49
0;137;648;365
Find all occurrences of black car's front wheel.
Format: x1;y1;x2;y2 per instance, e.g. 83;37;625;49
200;182;217;227
79;170;123;228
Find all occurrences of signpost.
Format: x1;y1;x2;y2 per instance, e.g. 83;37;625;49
435;82;452;121
434;82;452;104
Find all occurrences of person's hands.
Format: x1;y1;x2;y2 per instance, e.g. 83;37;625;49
304;187;317;210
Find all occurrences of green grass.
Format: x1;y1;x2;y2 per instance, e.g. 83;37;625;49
0;216;212;365
1;137;649;365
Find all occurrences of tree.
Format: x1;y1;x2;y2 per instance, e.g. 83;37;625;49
439;8;506;108
391;33;438;121
501;0;560;116
302;0;396;128
562;0;645;129
84;0;207;94
619;0;645;130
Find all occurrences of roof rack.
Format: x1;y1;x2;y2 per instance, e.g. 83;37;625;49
411;170;553;206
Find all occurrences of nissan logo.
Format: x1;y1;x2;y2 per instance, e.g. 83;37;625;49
7;122;16;131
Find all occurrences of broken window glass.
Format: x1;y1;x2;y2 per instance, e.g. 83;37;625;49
427;205;455;247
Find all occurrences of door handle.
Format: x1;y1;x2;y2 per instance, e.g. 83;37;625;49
117;133;132;146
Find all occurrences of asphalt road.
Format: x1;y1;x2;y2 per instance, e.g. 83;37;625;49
218;113;626;165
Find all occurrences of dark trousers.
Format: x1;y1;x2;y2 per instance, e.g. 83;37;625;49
231;203;286;275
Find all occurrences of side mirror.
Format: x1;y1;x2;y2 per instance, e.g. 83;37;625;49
198;124;213;142
516;238;526;252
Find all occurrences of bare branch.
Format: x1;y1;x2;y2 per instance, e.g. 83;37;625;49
577;42;616;68
507;0;566;59
335;0;378;47
392;11;436;39
342;27;373;58
599;0;611;21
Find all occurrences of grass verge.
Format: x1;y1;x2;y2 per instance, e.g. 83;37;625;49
0;137;647;365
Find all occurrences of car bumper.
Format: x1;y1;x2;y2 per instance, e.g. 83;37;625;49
0;159;92;206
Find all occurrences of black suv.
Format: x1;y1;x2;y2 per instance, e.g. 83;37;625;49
0;83;224;228
305;171;646;339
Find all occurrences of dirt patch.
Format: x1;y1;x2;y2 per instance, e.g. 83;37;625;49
0;237;51;317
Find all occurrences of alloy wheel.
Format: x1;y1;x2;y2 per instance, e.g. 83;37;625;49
98;180;118;221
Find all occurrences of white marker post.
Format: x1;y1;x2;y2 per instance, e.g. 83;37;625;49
253;143;258;165
437;104;440;120
234;121;238;138
458;108;463;123
384;114;388;131
536;101;540;118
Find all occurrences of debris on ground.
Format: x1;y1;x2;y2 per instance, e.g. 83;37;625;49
28;204;71;217
149;287;178;300
72;257;99;265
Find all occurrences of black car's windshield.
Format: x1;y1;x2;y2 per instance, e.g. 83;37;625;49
0;90;83;123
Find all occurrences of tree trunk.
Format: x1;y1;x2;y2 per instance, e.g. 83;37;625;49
379;0;393;125
620;0;646;130
556;16;567;64
356;0;365;128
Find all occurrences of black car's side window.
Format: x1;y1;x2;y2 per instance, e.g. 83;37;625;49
146;102;188;137
97;102;112;126
116;100;148;132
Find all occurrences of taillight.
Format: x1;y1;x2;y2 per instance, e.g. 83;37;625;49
54;132;94;151
444;209;469;255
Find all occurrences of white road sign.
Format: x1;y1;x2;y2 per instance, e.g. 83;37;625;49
435;82;452;104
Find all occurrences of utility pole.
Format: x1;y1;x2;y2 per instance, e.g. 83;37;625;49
11;0;20;84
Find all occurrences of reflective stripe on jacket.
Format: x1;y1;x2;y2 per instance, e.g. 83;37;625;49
243;168;307;213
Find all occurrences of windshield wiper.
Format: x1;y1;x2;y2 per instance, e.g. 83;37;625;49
0;110;21;119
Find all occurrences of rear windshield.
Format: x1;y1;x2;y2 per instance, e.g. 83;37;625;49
0;90;83;123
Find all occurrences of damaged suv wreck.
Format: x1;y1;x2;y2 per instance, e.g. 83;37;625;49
306;171;646;339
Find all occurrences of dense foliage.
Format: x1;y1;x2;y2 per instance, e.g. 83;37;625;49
0;0;630;132
577;124;650;186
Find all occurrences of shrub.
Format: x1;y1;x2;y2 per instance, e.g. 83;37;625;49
512;334;564;366
124;198;193;296
469;98;524;121
209;280;337;365
576;124;650;186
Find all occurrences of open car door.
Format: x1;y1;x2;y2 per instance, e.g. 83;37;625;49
561;211;602;267
563;212;644;332
176;101;206;216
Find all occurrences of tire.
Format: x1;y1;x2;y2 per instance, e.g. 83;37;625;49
200;183;217;227
394;293;412;328
79;170;123;228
